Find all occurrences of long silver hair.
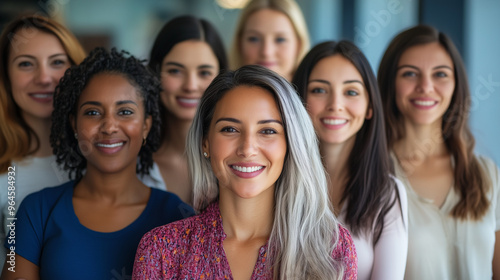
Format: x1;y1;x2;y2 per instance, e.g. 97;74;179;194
187;65;344;279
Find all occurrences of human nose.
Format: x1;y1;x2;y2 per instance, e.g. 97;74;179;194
182;72;198;93
34;65;53;85
236;132;258;158
326;92;343;112
100;114;119;135
417;74;434;93
260;38;275;58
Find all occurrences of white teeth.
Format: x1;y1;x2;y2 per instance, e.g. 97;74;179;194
413;100;436;106
31;94;52;98
178;98;199;104
96;142;124;148
232;165;264;173
322;119;347;125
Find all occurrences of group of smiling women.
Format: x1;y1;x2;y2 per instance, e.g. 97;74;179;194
0;0;498;279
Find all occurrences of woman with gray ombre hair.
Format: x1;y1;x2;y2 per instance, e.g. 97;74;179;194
133;65;357;279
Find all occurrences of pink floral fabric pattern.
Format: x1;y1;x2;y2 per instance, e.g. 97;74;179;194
132;202;357;279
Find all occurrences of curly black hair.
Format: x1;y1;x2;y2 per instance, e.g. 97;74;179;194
51;47;161;181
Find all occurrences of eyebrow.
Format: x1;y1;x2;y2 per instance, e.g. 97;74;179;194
79;100;138;109
308;79;364;86
215;117;283;125
397;64;453;71
164;62;215;69
244;29;290;36
12;53;67;61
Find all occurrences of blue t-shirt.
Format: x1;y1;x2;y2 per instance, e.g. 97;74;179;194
4;181;194;279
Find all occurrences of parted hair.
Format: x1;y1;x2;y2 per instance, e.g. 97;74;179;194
0;14;86;173
187;65;344;279
293;40;400;243
50;47;161;182
148;15;227;75
378;25;490;220
230;0;310;73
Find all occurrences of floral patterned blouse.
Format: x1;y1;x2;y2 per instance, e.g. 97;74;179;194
132;202;357;279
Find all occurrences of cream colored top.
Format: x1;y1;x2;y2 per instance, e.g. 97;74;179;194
392;153;500;280
339;177;408;280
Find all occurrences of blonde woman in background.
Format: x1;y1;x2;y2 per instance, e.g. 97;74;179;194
230;0;310;81
0;14;85;270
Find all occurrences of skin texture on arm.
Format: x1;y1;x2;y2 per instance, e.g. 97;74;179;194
370;179;408;279
1;255;39;280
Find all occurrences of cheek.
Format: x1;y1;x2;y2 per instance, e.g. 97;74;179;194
160;77;180;105
124;119;147;140
241;43;258;62
306;98;324;120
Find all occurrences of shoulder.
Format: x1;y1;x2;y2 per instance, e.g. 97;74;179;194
335;224;356;255
139;213;208;251
390;176;408;208
334;224;358;279
21;181;73;209
149;188;195;220
476;155;499;180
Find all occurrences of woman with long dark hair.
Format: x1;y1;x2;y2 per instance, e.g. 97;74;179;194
293;40;408;280
141;15;227;204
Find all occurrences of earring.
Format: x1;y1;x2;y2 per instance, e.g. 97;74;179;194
142;138;147;146
74;133;78;139
203;152;208;158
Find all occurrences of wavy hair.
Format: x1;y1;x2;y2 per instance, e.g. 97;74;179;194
187;65;343;279
292;40;399;243
51;47;161;182
230;0;310;74
0;14;86;173
378;25;490;220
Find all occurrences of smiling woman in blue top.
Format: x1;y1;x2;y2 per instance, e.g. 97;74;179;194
1;48;194;280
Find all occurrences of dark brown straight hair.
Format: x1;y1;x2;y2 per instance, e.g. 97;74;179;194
293;40;400;243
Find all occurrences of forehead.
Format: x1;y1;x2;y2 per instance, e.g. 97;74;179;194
244;8;295;34
78;73;142;105
162;40;218;67
309;55;363;82
8;29;64;58
398;42;454;68
213;85;282;120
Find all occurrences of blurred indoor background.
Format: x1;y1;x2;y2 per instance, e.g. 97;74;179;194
1;0;499;165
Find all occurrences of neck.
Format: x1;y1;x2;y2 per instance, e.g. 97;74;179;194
320;139;353;209
394;120;449;160
219;188;274;241
76;164;147;204
23;113;53;157
157;114;193;154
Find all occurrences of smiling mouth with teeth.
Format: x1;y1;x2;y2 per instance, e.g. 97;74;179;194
413;100;436;106
231;165;264;173
322;119;347;125
96;142;124;148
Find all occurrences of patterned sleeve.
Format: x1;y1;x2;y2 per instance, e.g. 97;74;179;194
334;225;358;280
132;227;171;280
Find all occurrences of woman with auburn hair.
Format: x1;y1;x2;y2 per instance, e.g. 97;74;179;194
133;65;357;279
378;25;500;279
230;0;310;81
0;14;85;269
140;15;227;204
293;40;408;280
